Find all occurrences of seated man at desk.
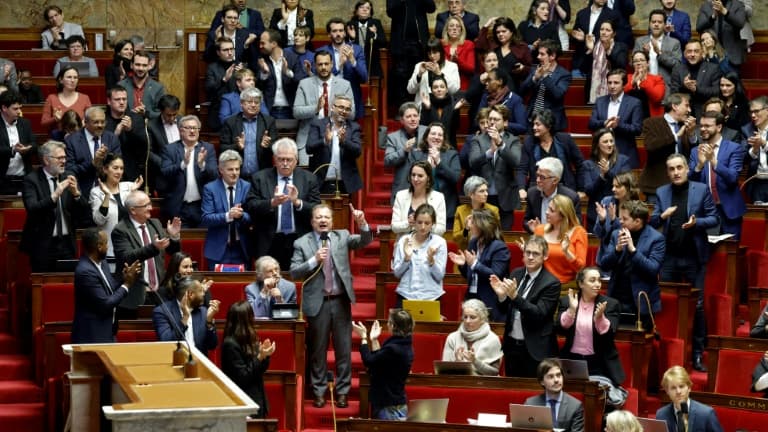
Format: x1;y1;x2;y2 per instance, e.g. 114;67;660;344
525;358;585;432
245;255;297;318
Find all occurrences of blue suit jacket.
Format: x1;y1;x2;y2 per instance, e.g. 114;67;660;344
64;129;122;194
650;181;720;264
316;44;368;120
688;140;747;220
519;65;571;132
588;94;644;168
152;299;218;357
71;256;130;344
200;178;252;263
599;224;666;314
665;9;692;48
244;279;298;318
459;238;511;322
656;399;724;432
160;141;218;221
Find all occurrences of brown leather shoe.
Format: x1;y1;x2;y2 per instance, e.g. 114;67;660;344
313;395;326;408
336;394;348;408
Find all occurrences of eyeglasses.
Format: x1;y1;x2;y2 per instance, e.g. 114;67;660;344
536;174;555;181
333;105;352;112
276;157;296;164
750;107;768;114
181;126;200;131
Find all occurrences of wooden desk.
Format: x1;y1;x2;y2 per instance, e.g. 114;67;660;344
337;418;547;432
64;341;257;432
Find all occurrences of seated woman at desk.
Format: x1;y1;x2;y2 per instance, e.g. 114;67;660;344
53;35;98;78
442;298;503;376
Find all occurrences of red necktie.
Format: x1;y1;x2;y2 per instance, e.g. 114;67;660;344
322;82;329;117
140;225;158;290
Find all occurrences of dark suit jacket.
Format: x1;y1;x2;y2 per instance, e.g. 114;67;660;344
588;94;644;168
204;27;259;70
0;117;35;176
656;399;724;432
524;392;585;432
523;185;581;233
434;10;480;41
384;125;428;199
152;299;218;357
601;224;666;313
221;336;271;417
518;133;584;192
347;17;387;77
571;6;620;73
64;129;122;194
459;238;511;322
245;167;320;259
316;44;368;120
269;7;314;47
257;50;299;110
557;294;625;386
200;178;252;263
208;8;265;36
112;217;181;309
468;132;523;212
696;0;747;66
581;154;632;229
665;9;692;47
307;118;363;193
386;0;436;55
204;60;238;131
105;111;148;182
147;115;181;194
20;168;89;255
117;78;166;119
669;61;722;116
650;181;720;264
639;116;692;195
71;256;130;343
519;65;572;132
688;139;746;220
290;228;373;317
498;266;560;360
219;113;278;177
160;141;218;221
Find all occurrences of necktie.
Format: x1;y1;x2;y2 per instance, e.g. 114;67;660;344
323;237;334;294
359;23;367;45
93;135;100;157
243;121;257;176
709;150;720;204
548;399;558;428
322;82;329;118
533;80;546;116
140;225;158;290
228;186;237;244
280;177;294;233
51;177;63;237
518;274;532;298
676;410;686;432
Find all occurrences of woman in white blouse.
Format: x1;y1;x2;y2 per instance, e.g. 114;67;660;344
391;161;446;236
406;38;460;107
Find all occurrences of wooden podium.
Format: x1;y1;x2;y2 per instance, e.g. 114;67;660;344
63;341;259;432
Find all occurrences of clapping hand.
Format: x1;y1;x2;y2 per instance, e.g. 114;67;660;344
370;320;381;340
595;202;607;222
426;246;438;266
567;288;579;314
259;338;276;359
207;299;221;322
122;260;141;287
197;147;208;167
132;175;144;191
682;215;697;229
526;217;541;232
594;301;608;320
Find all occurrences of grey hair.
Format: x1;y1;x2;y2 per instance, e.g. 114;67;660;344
461;298;490;323
219;149;242;165
240;87;263;102
180;115;201;128
84;106;105;121
271;137;298;156
124;190;149;209
536;157;563;180
463;175;489;196
254;255;280;279
39;140;65;159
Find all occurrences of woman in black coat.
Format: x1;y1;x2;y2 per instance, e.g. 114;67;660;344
346;0;387;77
221;301;276;418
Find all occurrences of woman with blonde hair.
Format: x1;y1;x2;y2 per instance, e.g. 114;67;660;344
442;298;503;375
532;194;587;283
441;15;475;90
605;410;642;432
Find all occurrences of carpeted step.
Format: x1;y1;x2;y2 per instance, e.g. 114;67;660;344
363;191;392;207
0;403;45;432
361;208;392;225
303;399;360;429
0;355;32;380
0;333;20;354
0;380;43;403
351;302;376;320
369;176;393;193
350;257;380;275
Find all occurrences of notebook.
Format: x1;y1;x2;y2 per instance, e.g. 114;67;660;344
406;398;449;422
402;299;441;322
508;404;553;430
637;418;670;432
558;359;590;380
433;360;473;375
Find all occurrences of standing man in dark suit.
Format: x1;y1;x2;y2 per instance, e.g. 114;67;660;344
153;276;220;358
205;5;259;71
147;94;181;195
71;228;141;344
696;0;746;69
650;153;719;371
317;18;368;120
0;90;35;195
205;38;241;132
201;150;252;270
525;358;585;432
118;51;166;120
307;95;363;195
112;190;181;319
290;204;372;409
245;255;298;318
434;0;479;41
220;87;277;180
743;96;768;203
160;115;218;227
661;0;692;47
492;236;560;378
588;69;644;168
384;102;428;202
256;29;298;119
657;366;724;432
689;111;746;239
21;140;89;272
208;0;265;37
669;40;722;117
65;106;121;197
246;138;321;271
104;85;148;183
523;157;581;234
386;0;436;107
519;40;572;132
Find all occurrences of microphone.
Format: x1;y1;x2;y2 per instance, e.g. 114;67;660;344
150;288;198;378
636;291;661;340
320;232;329;248
143;117;151;194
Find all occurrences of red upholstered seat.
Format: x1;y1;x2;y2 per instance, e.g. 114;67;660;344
713;349;764;396
615;340;633;387
257;328;300;372
209;281;246;320
741;218;766;251
747;250;768;288
410;333;448;374
706;292;734;337
712;405;768;431
40;283;75;325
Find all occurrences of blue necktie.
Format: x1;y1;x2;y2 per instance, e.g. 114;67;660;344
280;177;293;233
243;121;257;175
548;399;558;428
93;135;100;156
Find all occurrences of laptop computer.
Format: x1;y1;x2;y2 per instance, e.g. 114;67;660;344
637;418;670;432
508;404;553;430
270;303;299;320
402;299;441;322
60;61;92;77
433;360;473;375
558;359;590;380
406;398;449;422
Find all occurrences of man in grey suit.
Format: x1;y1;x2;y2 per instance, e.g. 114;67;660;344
112;190;181;319
384;101;427;202
118;51;166;120
244;255;297;318
290;203;372;409
525;358;585;432
634;9;682;91
697;0;747;68
293;51;354;166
